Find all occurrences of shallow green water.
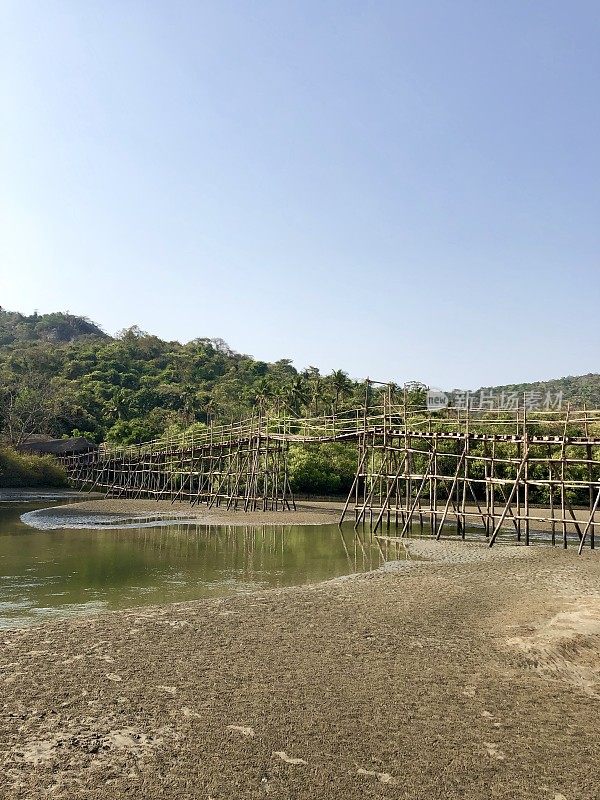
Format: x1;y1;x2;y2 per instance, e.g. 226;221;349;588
0;501;405;628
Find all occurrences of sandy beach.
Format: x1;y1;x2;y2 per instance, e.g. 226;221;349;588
1;538;599;799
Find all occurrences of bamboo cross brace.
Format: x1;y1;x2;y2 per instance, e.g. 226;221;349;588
578;486;600;554
488;447;530;547
435;443;469;540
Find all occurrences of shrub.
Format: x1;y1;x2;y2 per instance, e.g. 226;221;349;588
288;442;357;497
0;448;67;488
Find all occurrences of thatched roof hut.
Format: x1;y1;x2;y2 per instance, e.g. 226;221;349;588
17;436;95;456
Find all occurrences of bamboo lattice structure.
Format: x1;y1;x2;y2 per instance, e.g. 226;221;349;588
61;385;600;553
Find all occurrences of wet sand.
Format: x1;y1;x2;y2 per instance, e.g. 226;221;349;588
26;498;344;528
1;541;599;799
25;497;597;538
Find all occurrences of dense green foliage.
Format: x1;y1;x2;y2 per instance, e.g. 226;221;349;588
0;308;598;492
0;447;67;488
0;309;107;345
474;375;600;408
0;310;371;446
288;443;358;496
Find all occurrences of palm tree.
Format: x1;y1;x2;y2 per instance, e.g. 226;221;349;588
330;370;351;412
179;384;200;426
253;378;273;413
201;394;217;426
287;375;310;416
303;366;323;416
271;385;288;417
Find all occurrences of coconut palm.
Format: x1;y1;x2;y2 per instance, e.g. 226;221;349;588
253;378;274;413
287;375;310;416
303;366;323;416
329;369;351;412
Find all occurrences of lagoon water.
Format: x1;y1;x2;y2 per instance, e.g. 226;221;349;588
0;500;406;628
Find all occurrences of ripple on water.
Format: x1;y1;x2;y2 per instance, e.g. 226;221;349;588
20;509;199;531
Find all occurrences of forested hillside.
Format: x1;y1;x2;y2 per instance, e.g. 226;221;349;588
474;374;600;408
0;309;598;448
0;309;107;344
0;309;366;447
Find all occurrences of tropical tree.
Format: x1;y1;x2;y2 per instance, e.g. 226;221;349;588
287;375;310;416
179;384;202;426
202;393;218;426
303;366;323;416
329;370;351;412
253;378;274;413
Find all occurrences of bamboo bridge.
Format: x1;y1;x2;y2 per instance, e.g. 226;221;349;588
61;388;600;553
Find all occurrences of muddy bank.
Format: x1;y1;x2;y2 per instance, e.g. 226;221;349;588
22;498;344;529
1;542;599;799
21;498;596;542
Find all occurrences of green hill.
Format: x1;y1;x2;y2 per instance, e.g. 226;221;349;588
473;374;600;408
0;309;107;345
0;308;597;447
0;310;338;445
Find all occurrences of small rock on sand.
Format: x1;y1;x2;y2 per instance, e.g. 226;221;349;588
273;751;307;765
227;725;255;737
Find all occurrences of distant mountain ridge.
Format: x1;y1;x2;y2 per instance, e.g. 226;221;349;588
471;374;600;408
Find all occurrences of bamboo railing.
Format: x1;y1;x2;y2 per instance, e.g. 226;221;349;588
60;393;600;551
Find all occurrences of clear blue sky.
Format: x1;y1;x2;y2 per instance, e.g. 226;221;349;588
1;1;598;389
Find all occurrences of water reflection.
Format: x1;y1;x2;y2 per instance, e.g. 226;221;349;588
0;502;409;628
